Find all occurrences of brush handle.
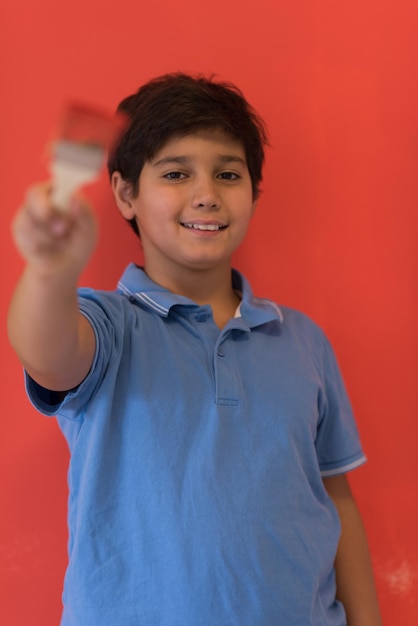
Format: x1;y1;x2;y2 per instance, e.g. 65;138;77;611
50;159;100;211
50;141;103;211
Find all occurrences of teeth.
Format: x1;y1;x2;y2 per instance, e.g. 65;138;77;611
182;223;225;231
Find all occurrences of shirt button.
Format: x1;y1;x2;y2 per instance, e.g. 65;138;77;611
217;346;226;357
196;313;208;322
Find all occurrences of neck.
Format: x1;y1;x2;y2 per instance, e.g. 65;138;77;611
144;263;240;328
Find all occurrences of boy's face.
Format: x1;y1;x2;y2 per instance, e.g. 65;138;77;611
113;130;256;285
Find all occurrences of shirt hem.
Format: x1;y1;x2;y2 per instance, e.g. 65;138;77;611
320;454;367;477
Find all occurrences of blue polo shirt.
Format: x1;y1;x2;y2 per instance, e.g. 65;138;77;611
26;264;366;626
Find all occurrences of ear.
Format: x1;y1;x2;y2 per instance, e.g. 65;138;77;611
111;172;136;220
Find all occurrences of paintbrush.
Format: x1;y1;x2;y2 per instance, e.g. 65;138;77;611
49;101;125;211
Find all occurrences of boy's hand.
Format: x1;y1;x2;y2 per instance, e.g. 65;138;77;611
12;182;98;278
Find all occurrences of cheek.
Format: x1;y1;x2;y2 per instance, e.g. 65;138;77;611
150;187;184;212
232;209;253;243
136;194;183;234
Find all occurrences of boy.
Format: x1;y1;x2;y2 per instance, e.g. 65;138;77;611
8;74;382;625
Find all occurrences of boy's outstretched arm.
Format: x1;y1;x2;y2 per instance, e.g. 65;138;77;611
323;474;383;626
8;183;97;392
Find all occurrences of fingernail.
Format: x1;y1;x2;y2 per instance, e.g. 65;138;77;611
51;218;66;235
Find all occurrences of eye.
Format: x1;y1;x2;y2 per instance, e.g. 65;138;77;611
217;171;240;181
163;171;187;180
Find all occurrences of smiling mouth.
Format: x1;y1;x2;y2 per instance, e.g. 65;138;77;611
180;222;228;231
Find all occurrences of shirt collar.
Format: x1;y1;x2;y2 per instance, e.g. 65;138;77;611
117;263;283;329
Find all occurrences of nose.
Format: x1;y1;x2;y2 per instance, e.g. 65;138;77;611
191;176;220;210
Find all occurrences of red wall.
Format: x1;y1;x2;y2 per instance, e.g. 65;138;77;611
1;0;417;623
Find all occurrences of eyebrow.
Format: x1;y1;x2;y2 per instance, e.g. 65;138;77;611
152;154;247;167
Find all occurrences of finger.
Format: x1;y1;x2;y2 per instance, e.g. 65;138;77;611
23;184;76;236
67;193;98;233
25;182;55;221
12;204;56;252
12;199;69;260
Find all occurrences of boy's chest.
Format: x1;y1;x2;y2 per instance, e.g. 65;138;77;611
95;314;323;487
120;311;321;419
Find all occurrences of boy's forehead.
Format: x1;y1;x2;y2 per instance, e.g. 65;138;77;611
151;130;247;163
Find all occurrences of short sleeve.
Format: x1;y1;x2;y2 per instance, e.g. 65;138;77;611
25;287;122;420
315;332;367;476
